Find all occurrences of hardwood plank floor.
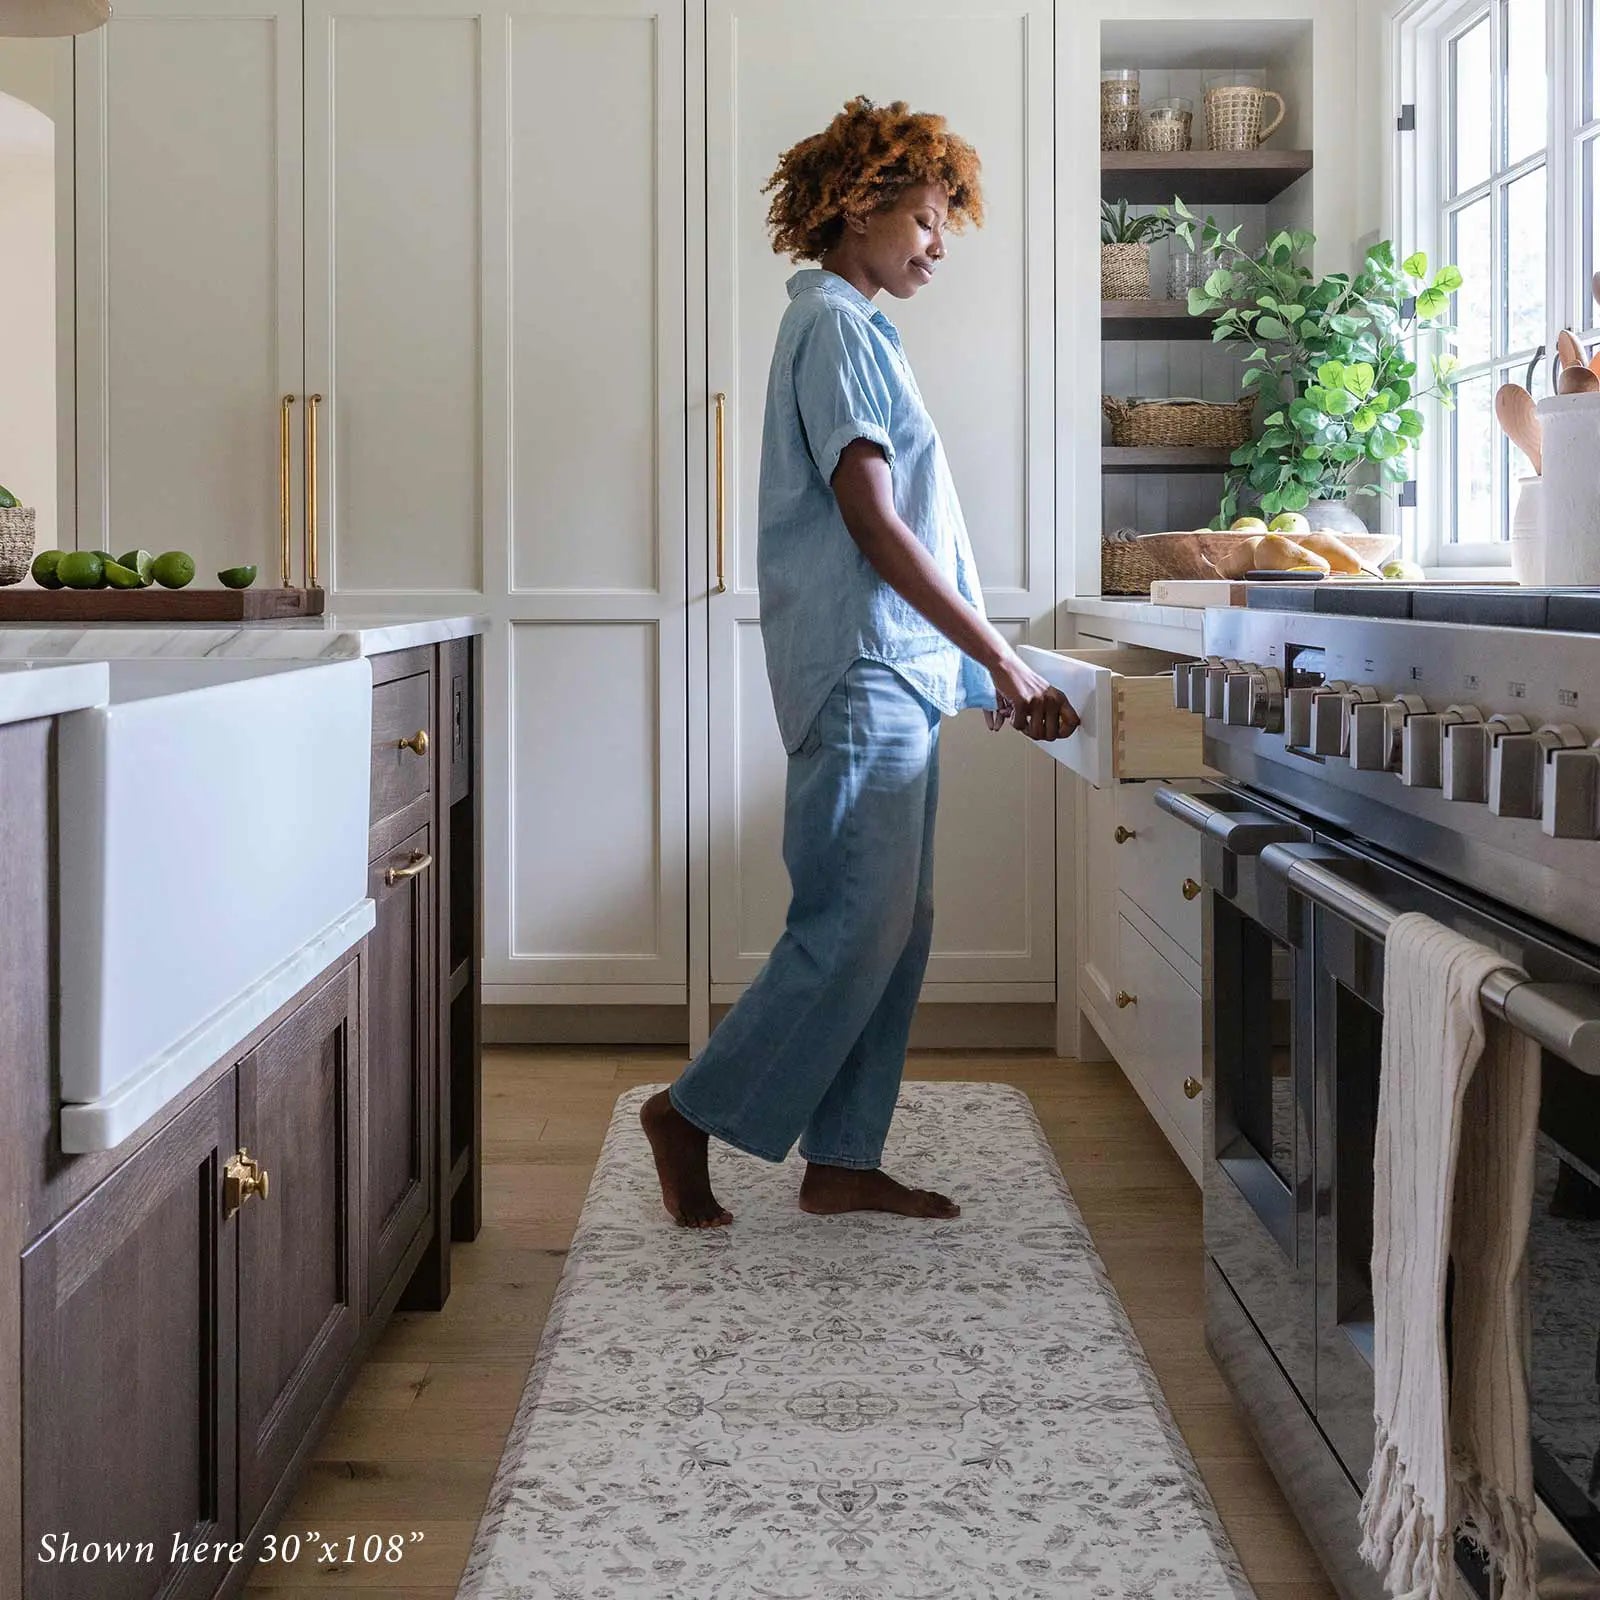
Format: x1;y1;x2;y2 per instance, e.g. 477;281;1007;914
247;1046;1337;1597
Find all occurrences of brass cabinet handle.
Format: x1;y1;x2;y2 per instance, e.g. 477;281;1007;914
397;729;429;756
304;392;323;589
279;395;296;587
1183;1075;1203;1099
1115;990;1137;1008
223;1147;270;1220
1182;877;1201;900
385;849;433;886
1114;825;1136;844
713;391;727;594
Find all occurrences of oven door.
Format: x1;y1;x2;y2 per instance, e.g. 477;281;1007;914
1156;785;1316;1401
1263;837;1600;1591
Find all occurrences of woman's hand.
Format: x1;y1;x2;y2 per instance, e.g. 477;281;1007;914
985;650;1080;741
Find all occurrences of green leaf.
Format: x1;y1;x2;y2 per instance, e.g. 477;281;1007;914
1323;388;1355;416
1301;445;1322;461
1401;250;1427;278
1367;240;1395;268
1242;366;1264;387
1261;427;1293;449
1263;411;1285;426
1435;352;1461;377
1250;459;1280;491
1330;442;1363;463
1396;408;1424;439
1186;288;1216;317
1173;195;1193;218
1432;264;1463;291
1415;285;1449;319
1256;294;1279;310
1255;316;1290;340
1329;313;1369;336
1351;406;1378;432
1317;359;1345;387
1282;481;1310;511
1279;302;1305;323
1204;270;1233;298
1230;442;1256;465
1342;361;1376;397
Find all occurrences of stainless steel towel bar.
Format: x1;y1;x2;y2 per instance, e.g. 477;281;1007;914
1257;841;1600;1077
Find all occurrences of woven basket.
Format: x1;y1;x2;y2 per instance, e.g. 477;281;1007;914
1101;533;1162;595
1139;111;1191;153
1102;395;1254;449
0;506;35;586
1100;243;1150;300
1203;85;1286;151
1099;78;1140;151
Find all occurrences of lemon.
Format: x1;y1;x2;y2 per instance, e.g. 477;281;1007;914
217;564;258;590
103;560;144;589
1267;512;1311;536
57;551;105;589
117;549;155;586
1229;515;1269;532
30;549;63;589
151;551;196;589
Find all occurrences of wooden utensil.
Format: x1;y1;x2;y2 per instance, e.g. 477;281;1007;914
1494;381;1542;474
1558;364;1600;395
1558;328;1587;373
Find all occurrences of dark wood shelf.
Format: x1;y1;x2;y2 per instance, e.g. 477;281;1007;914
1102;148;1313;205
1103;446;1232;474
448;958;471;1004
1101;299;1218;340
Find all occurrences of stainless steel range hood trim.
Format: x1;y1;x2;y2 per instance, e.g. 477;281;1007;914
1258;841;1600;1077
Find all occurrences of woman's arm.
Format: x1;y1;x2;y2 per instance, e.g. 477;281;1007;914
830;439;1077;741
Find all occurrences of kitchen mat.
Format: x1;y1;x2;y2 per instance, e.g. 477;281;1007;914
458;1082;1253;1600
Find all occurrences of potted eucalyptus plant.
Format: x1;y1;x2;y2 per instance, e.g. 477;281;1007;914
1100;199;1174;301
1163;199;1461;530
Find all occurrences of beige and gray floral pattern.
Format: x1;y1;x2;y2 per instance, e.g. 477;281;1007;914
459;1083;1255;1600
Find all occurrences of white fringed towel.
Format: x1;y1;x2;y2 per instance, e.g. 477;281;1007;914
1358;911;1541;1600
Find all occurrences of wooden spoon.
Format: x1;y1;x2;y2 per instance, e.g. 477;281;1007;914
1495;382;1542;472
1558;364;1600;394
1558;328;1588;372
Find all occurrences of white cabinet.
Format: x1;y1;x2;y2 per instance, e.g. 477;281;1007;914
702;0;1058;1005
74;1;305;575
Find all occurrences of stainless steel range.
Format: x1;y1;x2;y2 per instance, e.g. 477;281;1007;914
1155;586;1600;1600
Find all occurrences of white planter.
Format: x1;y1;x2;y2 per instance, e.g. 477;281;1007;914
1510;476;1544;586
1535;393;1600;584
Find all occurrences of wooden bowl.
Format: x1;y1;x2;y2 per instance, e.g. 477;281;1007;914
1135;529;1398;580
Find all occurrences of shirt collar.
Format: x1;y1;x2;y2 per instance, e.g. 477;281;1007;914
787;268;896;334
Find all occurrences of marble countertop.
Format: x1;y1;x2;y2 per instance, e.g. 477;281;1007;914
0;660;110;726
0;611;489;662
1064;596;1204;633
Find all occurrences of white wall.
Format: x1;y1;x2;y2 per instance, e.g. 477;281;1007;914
0;90;56;549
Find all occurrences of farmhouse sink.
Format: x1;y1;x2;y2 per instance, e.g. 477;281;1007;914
55;656;374;1150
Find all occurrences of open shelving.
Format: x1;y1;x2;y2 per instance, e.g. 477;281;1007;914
1103;446;1232;474
1101;148;1312;205
1101;299;1218;340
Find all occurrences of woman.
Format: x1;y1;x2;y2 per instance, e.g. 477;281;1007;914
643;96;1077;1228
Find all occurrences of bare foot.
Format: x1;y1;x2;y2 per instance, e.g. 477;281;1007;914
640;1091;732;1228
799;1163;960;1219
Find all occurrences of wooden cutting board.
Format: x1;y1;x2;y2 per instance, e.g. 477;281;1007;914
0;586;325;622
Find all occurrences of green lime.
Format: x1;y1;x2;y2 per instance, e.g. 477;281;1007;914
57;551;106;589
117;549;155;586
0;484;18;509
30;550;63;589
90;550;116;568
217;564;258;590
103;560;144;589
151;550;196;589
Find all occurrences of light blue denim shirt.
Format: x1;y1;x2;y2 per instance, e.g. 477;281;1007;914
756;268;998;755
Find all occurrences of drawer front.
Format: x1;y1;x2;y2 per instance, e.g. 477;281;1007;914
1116;913;1203;1157
371;670;433;832
1114;782;1202;963
1019;644;1204;787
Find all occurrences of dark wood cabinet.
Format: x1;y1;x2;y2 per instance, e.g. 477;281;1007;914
235;960;362;1530
365;823;437;1316
21;1077;238;1600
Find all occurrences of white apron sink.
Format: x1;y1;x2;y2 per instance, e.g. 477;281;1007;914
55;657;373;1144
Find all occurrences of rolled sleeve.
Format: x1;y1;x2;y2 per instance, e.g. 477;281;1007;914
792;307;897;484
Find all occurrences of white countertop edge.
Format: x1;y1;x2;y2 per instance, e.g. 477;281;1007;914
1063;596;1204;632
59;898;377;1155
0;612;490;662
0;661;110;726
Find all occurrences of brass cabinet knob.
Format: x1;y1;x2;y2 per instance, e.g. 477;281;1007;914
223;1147;270;1219
385;849;434;886
1114;825;1136;844
1182;877;1201;901
1183;1076;1203;1099
1115;990;1137;1009
398;729;429;756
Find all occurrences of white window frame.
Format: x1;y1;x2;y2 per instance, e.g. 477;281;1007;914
1395;0;1574;571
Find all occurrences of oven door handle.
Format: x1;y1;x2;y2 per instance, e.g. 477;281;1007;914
1259;841;1600;1077
1153;786;1304;856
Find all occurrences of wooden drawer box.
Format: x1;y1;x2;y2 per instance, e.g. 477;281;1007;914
370;665;433;835
1018;644;1205;788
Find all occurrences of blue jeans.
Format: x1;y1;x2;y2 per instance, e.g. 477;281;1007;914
670;657;941;1168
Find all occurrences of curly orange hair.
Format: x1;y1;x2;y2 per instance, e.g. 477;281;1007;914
763;96;984;262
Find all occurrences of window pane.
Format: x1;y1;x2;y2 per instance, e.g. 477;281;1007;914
1505;163;1545;352
1590;0;1600;120
1453;17;1492;193
1451;372;1494;544
1452;196;1493;368
1588;138;1600;329
1505;0;1545;166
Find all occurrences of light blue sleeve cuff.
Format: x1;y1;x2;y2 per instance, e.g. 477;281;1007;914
817;421;895;486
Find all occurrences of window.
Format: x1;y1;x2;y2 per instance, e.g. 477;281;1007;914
1399;0;1570;566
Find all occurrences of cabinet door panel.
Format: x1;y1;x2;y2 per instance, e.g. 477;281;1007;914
705;0;1055;991
237;961;361;1530
74;1;303;575
366;824;436;1315
22;1078;236;1600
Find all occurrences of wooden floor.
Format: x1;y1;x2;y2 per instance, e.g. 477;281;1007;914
247;1047;1339;1598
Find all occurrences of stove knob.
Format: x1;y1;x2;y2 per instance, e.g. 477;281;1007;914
1285;686;1316;748
1442;722;1491;803
1222;664;1261;726
1491;723;1587;819
1173;662;1193;711
1350;696;1422;772
1187;658;1220;717
1306;679;1350;755
1248;666;1284;733
1543;740;1600;839
1402;703;1481;790
1204;658;1240;721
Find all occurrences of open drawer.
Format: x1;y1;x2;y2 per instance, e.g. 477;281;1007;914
1018;643;1208;788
